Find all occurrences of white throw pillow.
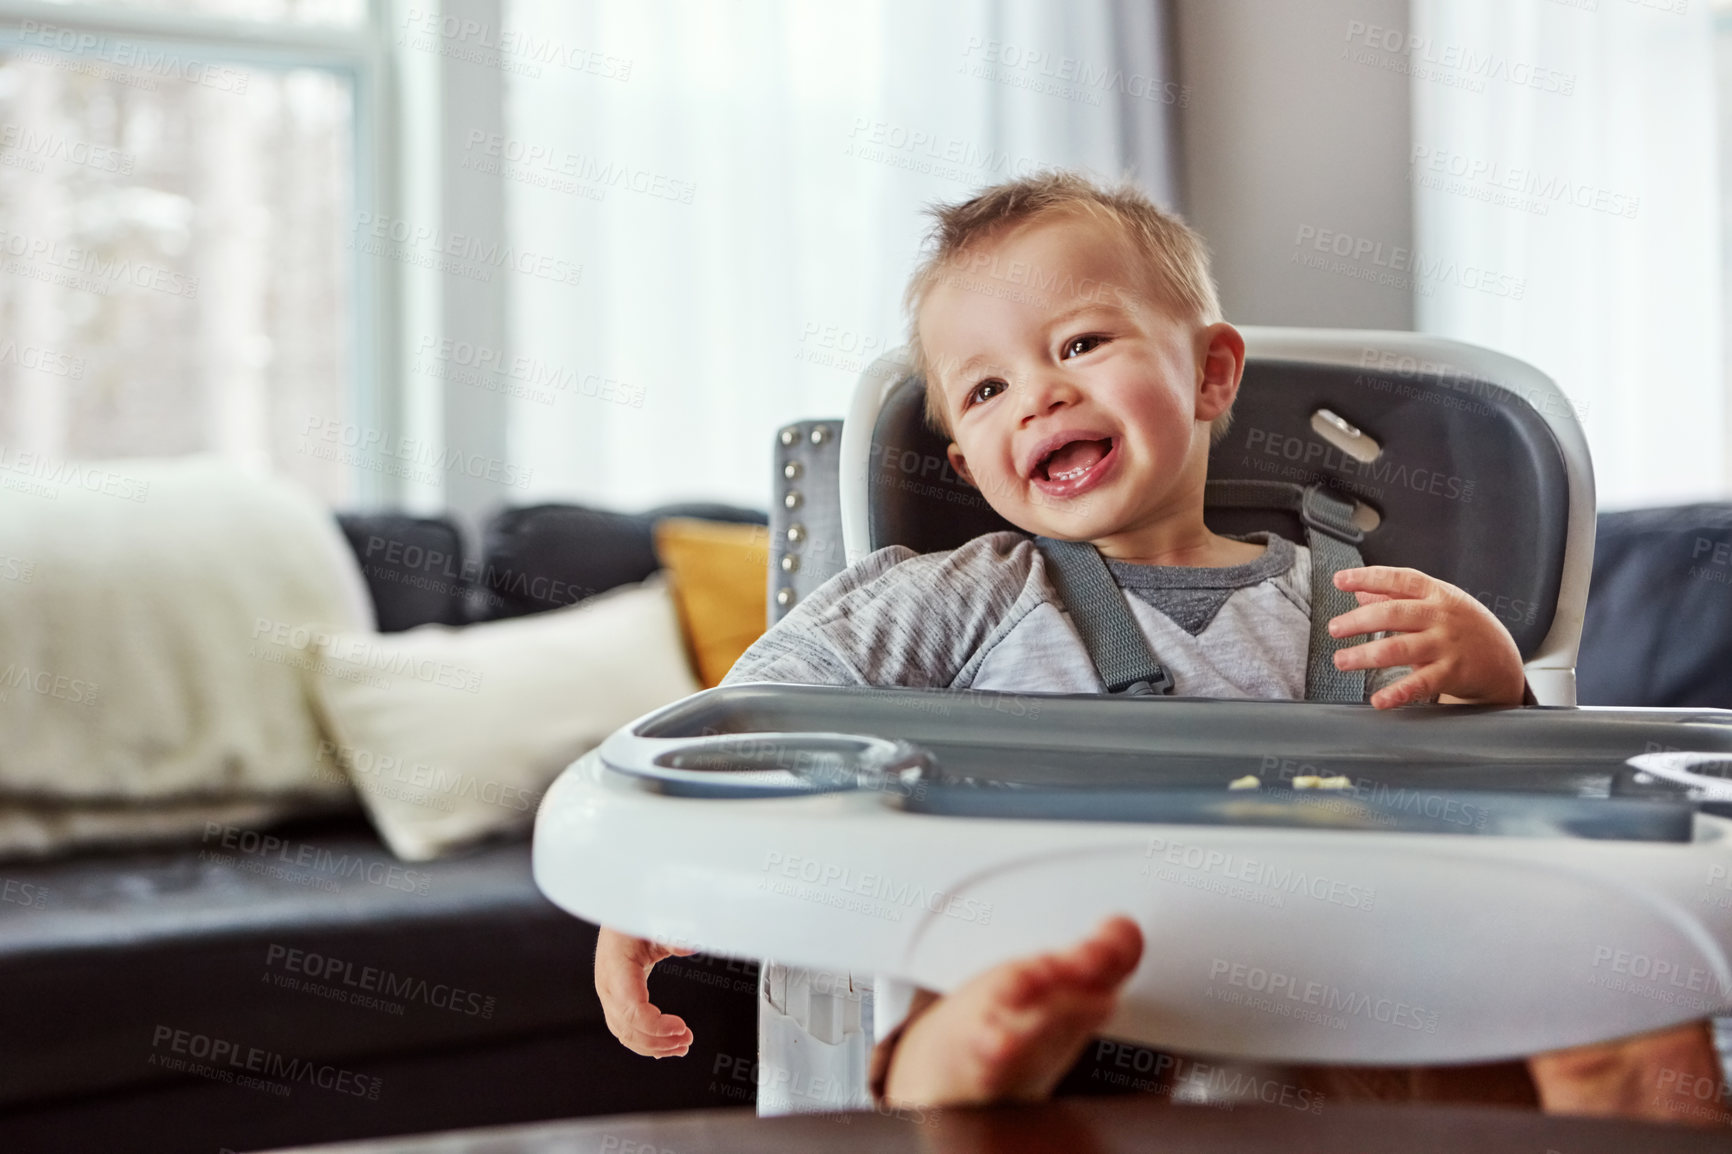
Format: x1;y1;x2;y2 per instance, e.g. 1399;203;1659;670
0;455;371;803
307;575;700;861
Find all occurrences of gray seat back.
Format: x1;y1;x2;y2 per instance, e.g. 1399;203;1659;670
774;329;1596;704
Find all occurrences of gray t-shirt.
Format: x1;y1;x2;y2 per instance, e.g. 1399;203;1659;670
723;530;1401;700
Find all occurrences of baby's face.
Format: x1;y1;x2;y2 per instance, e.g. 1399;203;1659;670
919;213;1232;544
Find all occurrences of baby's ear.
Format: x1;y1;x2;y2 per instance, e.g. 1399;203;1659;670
1195;323;1246;422
945;443;977;488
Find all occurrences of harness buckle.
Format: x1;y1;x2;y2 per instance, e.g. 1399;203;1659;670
1113;667;1174;697
1301;484;1365;545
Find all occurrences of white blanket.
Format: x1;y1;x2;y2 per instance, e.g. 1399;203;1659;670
0;455;370;857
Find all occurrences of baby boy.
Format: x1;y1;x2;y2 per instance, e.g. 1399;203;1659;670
597;172;1725;1122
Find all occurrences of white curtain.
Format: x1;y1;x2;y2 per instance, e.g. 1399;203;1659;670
499;0;1179;511
1410;0;1725;510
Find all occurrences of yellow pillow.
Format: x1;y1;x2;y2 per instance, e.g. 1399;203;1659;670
652;518;771;688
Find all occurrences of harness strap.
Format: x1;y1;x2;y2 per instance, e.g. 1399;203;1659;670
1205;481;1368;703
1300;501;1369;703
1035;481;1370;703
1034;536;1172;696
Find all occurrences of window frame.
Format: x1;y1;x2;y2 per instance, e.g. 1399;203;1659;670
0;0;403;503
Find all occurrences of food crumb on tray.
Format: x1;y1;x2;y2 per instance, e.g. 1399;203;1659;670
1227;774;1261;790
1292;774;1353;790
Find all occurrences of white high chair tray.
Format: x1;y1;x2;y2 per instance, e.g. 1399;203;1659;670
533;685;1732;1065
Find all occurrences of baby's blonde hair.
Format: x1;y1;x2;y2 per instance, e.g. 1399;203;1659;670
903;170;1231;442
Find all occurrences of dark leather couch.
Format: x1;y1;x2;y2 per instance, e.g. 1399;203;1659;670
1577;504;1732;709
0;502;766;1154
0;499;1727;1154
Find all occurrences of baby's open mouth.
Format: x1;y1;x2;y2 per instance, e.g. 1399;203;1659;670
1037;437;1114;483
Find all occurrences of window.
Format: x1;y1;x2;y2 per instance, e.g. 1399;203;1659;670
1412;0;1727;509
0;1;1182;520
0;2;382;505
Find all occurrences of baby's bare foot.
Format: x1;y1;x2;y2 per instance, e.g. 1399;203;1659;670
883;916;1144;1108
1529;1020;1732;1125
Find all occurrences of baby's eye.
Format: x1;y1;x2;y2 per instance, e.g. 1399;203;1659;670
966;379;1007;407
1063;334;1106;359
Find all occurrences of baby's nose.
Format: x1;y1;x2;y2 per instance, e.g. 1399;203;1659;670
1020;372;1080;417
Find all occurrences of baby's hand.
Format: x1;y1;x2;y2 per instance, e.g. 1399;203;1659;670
594;927;697;1058
1326;566;1526;709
